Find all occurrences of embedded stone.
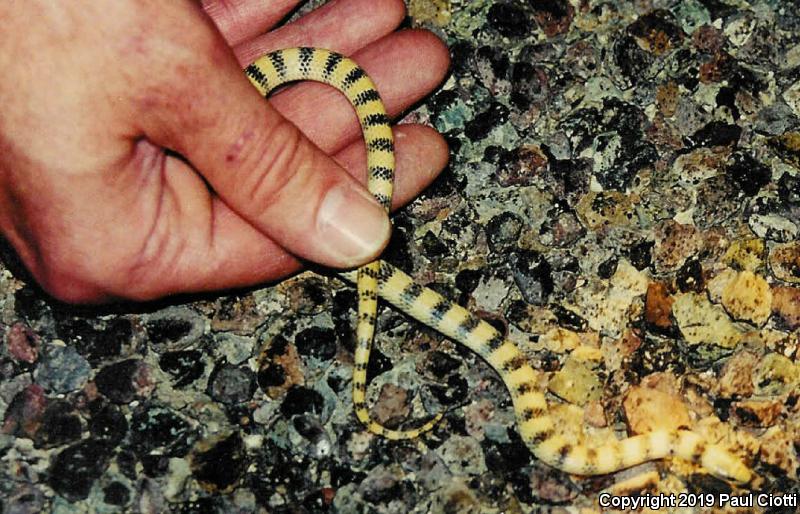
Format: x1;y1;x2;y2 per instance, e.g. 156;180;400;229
769;241;800;283
652;220;703;272
672;292;743;348
723;238;765;271
771;286;800;329
732;399;783;427
720;270;772;326
644;281;674;330
717;351;758;398
753;353;799;396
623;385;691;434
547;355;602;406
539;327;580;353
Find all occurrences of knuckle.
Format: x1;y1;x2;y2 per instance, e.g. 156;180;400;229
201;0;244;37
233;118;306;210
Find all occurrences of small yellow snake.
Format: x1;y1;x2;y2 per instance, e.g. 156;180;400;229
245;47;752;484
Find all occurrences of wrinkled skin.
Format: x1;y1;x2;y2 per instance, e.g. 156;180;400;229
0;0;449;302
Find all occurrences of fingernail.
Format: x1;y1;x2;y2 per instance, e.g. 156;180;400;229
317;184;390;265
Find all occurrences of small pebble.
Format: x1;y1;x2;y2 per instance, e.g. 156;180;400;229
723;238;765;271
2;383;46;438
5;322;39;364
54;317;132;364
257;336;305;399
94;359;154;404
716;351;758;398
47;439;113;501
34;399;82;448
547;355;602;406
753;353;799;396
34;345;91;393
487;3;529;38
208;363;255;405
530;0;574;37
89;402;128;446
624;385;691;434
652;220;703;272
510;250;553;305
216;332;255;366
771;286;800;329
158;350;206;388
129;405;196;460
102;481;131;507
485;212;523;254
644;282;674;331
720;270;772;325
372;383;411;428
294;327;338;361
732;399;783;427
191;432;246;493
672;292;743;348
769;241;800;283
439;435;487;476
280;385;324;418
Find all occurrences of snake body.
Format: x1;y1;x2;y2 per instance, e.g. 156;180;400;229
245;48;752;484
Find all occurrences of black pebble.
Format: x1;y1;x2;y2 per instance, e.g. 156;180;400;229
426;350;462;378
257;362;286;390
421;231;449;259
191;432;245;492
292;414;325;442
455;269;483;294
628;241;654;271
676;258;705;293
428;89;460;118
145;317;194;347
103;481;130;506
280;385;324;418
551;305;588;331
94;359;143;404
159;350;205;388
612;36;653;86
35;400;83;448
510;250;553;306
597;257;618;279
366;347;393;383
48;439;112;501
129;405;195;458
686;121;742;148
486;211;523;254
428;375;468;406
465;102;510;140
294;327;338;360
488;3;531;38
483;431;531;474
140;453;170;478
686;473;732;495
726;151;771;196
89;402;128;446
207;364;255;405
54;317;131;364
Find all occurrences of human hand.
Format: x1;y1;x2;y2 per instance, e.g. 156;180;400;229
0;0;449;303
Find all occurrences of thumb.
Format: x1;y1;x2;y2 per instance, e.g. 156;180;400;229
141;32;390;268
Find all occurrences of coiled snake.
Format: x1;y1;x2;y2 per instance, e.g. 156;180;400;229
245;47;752;484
